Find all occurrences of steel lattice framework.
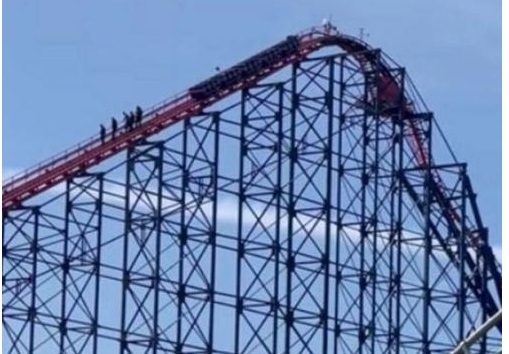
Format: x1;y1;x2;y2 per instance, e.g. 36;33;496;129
3;25;502;353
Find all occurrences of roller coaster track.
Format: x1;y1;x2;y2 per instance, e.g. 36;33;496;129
2;25;501;332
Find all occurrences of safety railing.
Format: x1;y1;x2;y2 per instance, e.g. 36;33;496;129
3;89;191;193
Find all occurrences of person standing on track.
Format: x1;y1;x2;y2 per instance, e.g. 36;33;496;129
135;106;143;126
100;124;106;143
111;117;118;137
129;111;136;129
123;112;133;130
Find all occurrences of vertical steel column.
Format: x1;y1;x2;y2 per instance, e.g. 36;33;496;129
120;146;133;354
369;52;382;354
394;68;406;354
386;91;401;353
93;178;103;354
208;112;220;354
285;62;298;354
458;165;467;341
29;208;40;353
234;89;247;354
480;229;489;353
270;84;285;354
152;146;164;354
422;115;433;354
273;85;284;354
177;119;189;353
322;57;335;354
333;55;345;354
387;106;397;353
421;114;433;353
60;179;72;354
358;57;370;354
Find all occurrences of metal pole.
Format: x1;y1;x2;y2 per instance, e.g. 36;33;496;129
449;309;502;354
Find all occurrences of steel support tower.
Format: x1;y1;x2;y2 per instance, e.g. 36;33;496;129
3;25;502;353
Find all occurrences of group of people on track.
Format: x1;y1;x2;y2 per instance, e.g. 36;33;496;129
100;106;143;143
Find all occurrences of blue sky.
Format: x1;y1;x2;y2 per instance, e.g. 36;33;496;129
4;0;501;252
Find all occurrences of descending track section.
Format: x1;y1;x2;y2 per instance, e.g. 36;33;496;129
3;24;502;353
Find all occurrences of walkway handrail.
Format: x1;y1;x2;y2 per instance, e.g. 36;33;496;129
3;89;189;192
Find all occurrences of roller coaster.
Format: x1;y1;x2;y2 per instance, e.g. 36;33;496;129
3;24;502;353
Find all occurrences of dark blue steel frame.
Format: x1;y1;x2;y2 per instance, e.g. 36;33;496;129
2;49;501;353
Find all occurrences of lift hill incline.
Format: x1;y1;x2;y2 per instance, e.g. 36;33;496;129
3;26;416;210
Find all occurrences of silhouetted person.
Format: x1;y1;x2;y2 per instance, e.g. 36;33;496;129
129;112;136;129
123;112;133;130
100;124;106;143
123;111;129;127
135;106;143;125
111;117;118;137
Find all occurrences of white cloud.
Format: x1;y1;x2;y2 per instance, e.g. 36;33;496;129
5;169;501;267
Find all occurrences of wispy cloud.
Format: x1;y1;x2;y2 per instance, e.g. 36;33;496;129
6;169;501;266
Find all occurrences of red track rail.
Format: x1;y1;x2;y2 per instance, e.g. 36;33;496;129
3;25;427;210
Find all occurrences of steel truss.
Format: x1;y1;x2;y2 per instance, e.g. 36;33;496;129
3;48;501;353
